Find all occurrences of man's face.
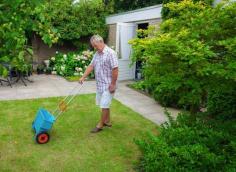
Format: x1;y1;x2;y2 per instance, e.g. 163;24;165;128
91;41;105;53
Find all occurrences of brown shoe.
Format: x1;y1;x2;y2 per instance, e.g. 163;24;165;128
90;127;103;133
104;123;112;127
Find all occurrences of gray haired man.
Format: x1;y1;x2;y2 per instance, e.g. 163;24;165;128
79;35;119;133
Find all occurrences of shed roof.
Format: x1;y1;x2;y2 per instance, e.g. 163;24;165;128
106;4;162;24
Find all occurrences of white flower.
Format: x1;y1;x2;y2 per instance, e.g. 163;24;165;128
51;57;55;61
83;56;88;60
61;66;65;71
56;51;58;54
63;54;67;60
79;72;83;76
85;65;88;68
53;67;55;70
75;67;83;72
74;72;79;76
74;55;81;61
82;60;85;64
52;71;57;75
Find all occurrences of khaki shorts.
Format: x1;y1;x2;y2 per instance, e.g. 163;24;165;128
96;90;114;109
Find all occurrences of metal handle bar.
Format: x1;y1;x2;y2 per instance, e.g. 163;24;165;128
52;83;84;120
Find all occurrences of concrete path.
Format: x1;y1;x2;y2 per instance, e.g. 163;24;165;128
0;75;179;125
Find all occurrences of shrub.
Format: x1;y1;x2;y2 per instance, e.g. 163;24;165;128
129;81;147;92
35;0;108;46
207;83;236;120
49;50;94;78
130;1;236;113
135;112;236;172
111;0;163;13
161;0;213;20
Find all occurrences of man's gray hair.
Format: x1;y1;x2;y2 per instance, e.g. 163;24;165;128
90;34;104;44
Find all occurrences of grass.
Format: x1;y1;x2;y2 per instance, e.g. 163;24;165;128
65;76;81;82
0;94;157;172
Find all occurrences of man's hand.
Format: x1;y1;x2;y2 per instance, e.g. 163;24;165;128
79;77;85;84
109;83;116;93
78;65;94;84
109;67;118;93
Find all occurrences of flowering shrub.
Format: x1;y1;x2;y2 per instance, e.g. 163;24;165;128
49;50;94;78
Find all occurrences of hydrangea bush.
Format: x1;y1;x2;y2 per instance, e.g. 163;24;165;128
49;50;94;78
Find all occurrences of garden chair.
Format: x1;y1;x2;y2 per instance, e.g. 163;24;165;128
0;62;13;87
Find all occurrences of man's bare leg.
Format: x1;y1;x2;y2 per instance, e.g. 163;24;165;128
96;108;109;128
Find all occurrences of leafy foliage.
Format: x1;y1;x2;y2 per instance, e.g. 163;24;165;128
36;0;108;46
0;0;58;76
0;0;108;76
129;0;236;113
207;84;236;120
135;112;236;172
161;0;213;19
111;0;163;13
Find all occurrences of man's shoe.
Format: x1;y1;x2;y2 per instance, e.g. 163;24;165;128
103;123;112;127
90;127;103;133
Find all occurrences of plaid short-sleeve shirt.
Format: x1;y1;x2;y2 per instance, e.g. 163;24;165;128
90;45;118;93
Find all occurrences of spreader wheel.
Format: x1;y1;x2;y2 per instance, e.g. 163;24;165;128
36;132;50;144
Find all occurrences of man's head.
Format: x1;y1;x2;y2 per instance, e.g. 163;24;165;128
90;35;105;53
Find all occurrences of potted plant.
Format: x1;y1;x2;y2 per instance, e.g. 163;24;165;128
45;67;52;75
37;64;45;74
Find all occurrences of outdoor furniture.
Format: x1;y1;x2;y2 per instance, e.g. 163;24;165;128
0;62;13;87
13;69;33;86
0;62;33;87
0;77;12;87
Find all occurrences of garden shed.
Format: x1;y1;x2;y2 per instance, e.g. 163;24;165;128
106;4;162;81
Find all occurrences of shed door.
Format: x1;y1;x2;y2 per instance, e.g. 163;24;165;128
116;22;137;60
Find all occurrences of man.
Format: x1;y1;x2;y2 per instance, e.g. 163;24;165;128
79;34;118;133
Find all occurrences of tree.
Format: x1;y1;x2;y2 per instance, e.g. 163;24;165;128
111;0;163;13
130;0;236;114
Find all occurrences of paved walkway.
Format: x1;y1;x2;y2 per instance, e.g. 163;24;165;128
0;75;179;125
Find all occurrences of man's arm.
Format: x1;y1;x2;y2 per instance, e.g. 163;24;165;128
79;65;94;84
109;67;118;93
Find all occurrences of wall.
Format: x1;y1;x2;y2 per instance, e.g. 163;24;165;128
118;59;135;81
106;4;162;24
31;34;78;66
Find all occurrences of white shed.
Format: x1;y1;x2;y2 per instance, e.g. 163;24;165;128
106;5;162;81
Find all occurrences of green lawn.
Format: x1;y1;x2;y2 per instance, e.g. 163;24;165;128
65;76;81;82
0;94;157;172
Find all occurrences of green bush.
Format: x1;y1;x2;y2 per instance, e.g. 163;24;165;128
35;0;108;45
49;50;94;78
0;1;36;76
129;81;147;92
161;0;213;20
207;84;236;120
135;112;236;172
111;0;163;13
130;1;236;113
0;0;108;77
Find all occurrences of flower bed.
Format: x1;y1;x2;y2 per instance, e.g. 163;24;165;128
49;50;94;79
